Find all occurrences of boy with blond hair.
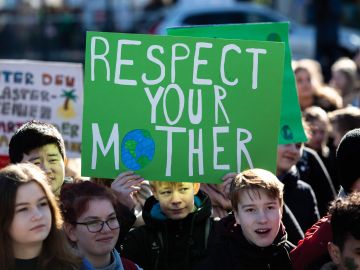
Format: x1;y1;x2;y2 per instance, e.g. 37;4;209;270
120;179;213;270
196;168;293;270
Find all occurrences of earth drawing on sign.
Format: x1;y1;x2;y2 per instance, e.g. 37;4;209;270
121;129;155;170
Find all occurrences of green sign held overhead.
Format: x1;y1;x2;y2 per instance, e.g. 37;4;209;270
82;31;285;183
168;22;307;144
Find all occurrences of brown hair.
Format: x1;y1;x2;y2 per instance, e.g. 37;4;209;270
328;192;360;250
60;181;118;225
229;168;284;211
0;163;80;270
329;106;360;137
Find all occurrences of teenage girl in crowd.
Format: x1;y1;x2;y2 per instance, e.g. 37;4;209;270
0;163;81;270
60;181;142;270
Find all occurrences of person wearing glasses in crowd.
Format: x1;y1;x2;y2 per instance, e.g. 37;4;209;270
60;181;142;270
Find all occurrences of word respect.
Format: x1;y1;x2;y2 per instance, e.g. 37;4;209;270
90;36;267;90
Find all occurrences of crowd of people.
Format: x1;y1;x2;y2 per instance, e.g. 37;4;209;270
1;52;360;270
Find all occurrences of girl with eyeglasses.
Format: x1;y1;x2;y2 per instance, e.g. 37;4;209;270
60;181;142;270
0;163;81;270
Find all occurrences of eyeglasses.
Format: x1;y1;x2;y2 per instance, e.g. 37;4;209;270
74;216;120;233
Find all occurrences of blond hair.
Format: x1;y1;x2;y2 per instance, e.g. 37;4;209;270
150;180;198;190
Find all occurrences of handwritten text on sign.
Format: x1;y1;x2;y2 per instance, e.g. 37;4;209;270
82;32;284;183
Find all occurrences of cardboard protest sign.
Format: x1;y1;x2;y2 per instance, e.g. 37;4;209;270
0;60;83;160
168;22;307;144
82;31;285;183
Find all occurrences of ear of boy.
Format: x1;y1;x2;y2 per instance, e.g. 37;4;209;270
328;242;342;265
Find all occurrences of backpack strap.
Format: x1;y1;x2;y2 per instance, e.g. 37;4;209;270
121;257;137;270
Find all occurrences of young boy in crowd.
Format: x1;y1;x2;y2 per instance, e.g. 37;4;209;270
120;180;213;270
324;192;360;270
196;168;293;270
291;128;360;270
8;120;68;196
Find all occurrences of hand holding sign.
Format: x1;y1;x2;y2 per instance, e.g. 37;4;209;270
111;171;144;210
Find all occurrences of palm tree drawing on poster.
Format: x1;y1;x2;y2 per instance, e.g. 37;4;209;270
57;89;77;119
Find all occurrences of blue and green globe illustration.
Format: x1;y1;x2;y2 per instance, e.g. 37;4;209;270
121;129;155;170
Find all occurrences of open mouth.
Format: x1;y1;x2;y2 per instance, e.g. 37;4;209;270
255;228;271;235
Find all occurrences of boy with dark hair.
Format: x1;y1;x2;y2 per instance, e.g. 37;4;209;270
196;168;293;270
9;120;67;196
325;192;360;270
120;180;213;270
291;128;360;270
335;128;360;195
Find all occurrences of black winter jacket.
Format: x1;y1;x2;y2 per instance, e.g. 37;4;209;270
279;166;320;232
297;147;336;216
121;191;213;270
195;214;294;270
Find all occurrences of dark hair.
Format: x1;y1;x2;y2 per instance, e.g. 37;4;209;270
329;107;360;137
329;192;360;250
9;120;66;163
60;181;118;225
229;168;284;211
0;163;80;270
336;128;360;194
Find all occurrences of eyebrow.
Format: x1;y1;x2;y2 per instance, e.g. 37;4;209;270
28;153;59;161
241;202;277;208
83;212;116;220
15;196;48;207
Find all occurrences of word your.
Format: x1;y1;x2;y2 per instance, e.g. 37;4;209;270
145;84;229;126
91;123;253;177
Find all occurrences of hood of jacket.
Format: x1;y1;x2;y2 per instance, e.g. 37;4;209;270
278;166;301;189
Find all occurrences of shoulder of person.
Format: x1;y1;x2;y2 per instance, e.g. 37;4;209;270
121;257;141;270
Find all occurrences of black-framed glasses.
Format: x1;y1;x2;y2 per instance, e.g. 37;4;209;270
74;216;120;233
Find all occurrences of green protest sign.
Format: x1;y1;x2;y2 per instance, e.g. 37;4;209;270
82;31;284;183
168;22;307;144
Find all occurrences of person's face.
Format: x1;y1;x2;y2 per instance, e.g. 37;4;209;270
9;182;52;257
329;236;360;270
22;144;65;196
295;69;314;98
153;182;200;220
234;189;282;247
307;120;329;151
276;143;303;175
67;199;119;261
